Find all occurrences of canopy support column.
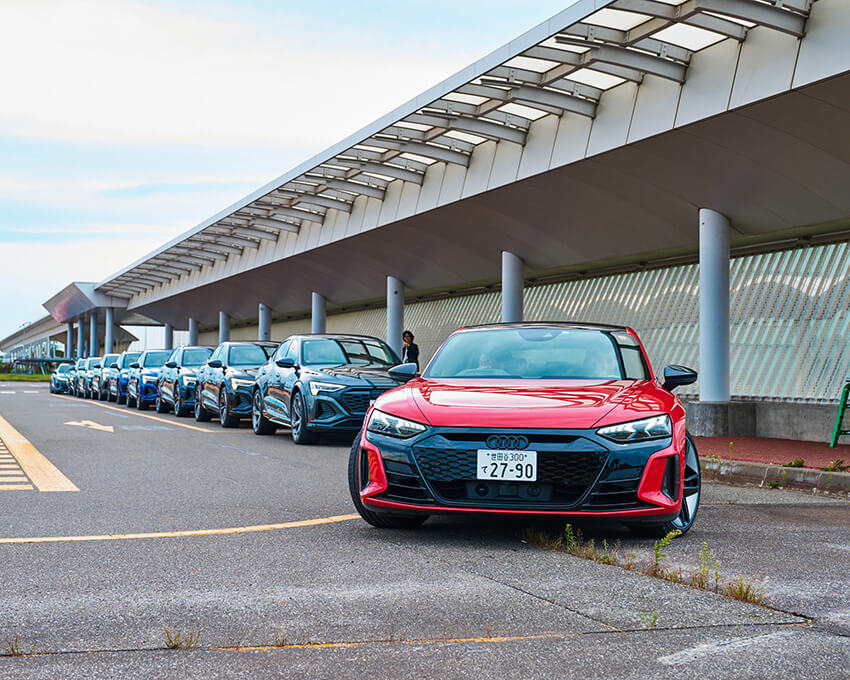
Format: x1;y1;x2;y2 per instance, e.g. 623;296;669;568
311;293;326;335
218;312;230;344
104;308;114;354
258;304;271;341
501;251;524;323
699;208;730;404
387;276;404;357
188;318;199;346
164;323;174;350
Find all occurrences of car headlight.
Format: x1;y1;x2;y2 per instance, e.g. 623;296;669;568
367;409;427;439
597;414;671;443
141;375;157;384
309;381;345;396
229;377;254;389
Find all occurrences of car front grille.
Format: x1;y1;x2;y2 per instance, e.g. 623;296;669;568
343;392;371;414
411;436;607;507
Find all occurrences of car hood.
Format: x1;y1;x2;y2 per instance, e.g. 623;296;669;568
313;364;397;388
227;367;259;378
395;378;660;429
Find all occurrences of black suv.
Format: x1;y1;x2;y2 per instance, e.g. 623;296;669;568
156;346;214;416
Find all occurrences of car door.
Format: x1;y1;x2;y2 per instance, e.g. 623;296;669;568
280;339;301;421
201;346;223;409
263;340;290;421
162;348;180;402
209;345;228;409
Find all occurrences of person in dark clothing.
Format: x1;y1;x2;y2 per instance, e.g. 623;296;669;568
401;330;419;369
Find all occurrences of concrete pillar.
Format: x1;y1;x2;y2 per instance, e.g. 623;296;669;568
218;312;230;344
699;208;731;403
66;322;74;359
76;319;84;358
311;292;326;334
501;251;524;322
258;304;271;341
163;323;174;350
188;318;199;346
104;308;114;354
89;310;98;356
386;276;404;357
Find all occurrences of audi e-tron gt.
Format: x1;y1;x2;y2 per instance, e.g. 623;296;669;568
349;323;700;537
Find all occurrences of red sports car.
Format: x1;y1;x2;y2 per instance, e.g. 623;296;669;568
348;322;700;536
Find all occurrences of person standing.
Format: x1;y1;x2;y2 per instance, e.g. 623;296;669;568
401;330;419;369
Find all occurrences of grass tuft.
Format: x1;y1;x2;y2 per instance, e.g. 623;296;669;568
723;575;765;605
164;627;200;650
821;459;849;472
782;458;805;468
639;611;658;630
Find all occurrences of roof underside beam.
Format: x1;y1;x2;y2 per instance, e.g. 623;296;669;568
406;113;527;145
335;159;426;184
368;137;471;166
251;216;301;232
322;178;386;200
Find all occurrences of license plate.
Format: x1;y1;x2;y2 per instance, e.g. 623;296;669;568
477;450;537;481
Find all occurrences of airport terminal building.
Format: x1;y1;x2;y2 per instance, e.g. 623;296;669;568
3;0;849;441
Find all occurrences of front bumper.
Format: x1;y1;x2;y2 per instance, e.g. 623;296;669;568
308;387;391;432
359;427;683;519
138;379;159;403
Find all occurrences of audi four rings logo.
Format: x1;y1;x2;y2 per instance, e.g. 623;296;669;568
486;435;529;450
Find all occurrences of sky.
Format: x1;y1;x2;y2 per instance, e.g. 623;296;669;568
0;0;577;340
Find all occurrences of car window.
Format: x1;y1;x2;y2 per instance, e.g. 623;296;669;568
284;341;299;363
614;332;650;380
183;348;212;366
208;346;223;363
121;352;141;368
425;328;624;380
338;339;399;366
301;339;347;366
274;340;291;361
57;364;71;374
142;351;171;367
228;344;270;366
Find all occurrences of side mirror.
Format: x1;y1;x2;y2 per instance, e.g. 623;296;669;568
108;362;118;369
388;362;418;382
207;359;223;369
275;357;296;368
130;362;140;369
662;365;697;392
165;361;178;369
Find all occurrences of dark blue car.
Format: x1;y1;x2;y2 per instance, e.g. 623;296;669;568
155;346;214;416
126;350;171;410
109;351;141;404
252;334;402;444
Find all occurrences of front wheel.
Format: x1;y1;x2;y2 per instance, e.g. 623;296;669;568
632;435;701;538
290;392;318;445
194;387;212;422
347;431;428;529
219;390;239;428
174;387;190;417
252;391;276;435
155;393;169;413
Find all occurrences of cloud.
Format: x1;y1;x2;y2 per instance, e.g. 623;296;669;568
0;0;476;148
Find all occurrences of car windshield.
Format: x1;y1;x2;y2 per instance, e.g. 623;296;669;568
142;351;171;368
103;354;118;366
337;339;400;366
183;348;212;366
425;327;630;380
121;352;141;368
57;364;71;374
228;344;272;366
86;358;101;369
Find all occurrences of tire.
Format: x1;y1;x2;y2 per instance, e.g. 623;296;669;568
290;391;318;445
137;389;148;410
99;384;108;401
252;391;276;435
347;430;428;529
117;390;126;405
155;393;169;413
194;387;212;422
174;387;190;418
219;390;239;428
631;435;701;538
126;383;137;408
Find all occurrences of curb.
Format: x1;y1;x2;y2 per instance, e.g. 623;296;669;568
702;458;850;496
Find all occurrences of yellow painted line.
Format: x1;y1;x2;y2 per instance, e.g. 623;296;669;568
0;414;78;492
54;394;250;434
218;631;585;653
0;484;33;491
0;513;359;544
0;475;28;482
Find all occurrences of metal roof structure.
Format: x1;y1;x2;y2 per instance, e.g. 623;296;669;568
96;0;817;300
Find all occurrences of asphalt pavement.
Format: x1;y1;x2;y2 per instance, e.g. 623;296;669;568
0;385;847;679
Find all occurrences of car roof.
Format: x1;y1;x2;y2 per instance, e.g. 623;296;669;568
457;321;629;333
294;333;387;342
221;341;279;347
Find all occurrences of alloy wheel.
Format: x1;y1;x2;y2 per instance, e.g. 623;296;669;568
671;439;701;532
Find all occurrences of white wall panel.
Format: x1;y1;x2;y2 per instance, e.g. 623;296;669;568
628;75;681;143
416;163;446;213
676;38;740;128
729;27;799;109
517;114;559;180
549;114;592;168
793;0;850;88
487;140;523;189
437;162;466;206
461;140;497;198
586;82;638;157
378;180;403;226
345;195;368;237
396;181;421;221
360;196;383;232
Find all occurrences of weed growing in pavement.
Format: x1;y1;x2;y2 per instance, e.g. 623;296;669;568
723;575;765;605
3;635;36;657
821;459;849;472
273;630;288;647
163;627;200;650
639;611;658;630
767;481;779;489
522;526;766;607
783;458;805;468
729;441;734;462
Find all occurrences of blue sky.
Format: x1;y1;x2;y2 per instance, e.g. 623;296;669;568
0;0;574;339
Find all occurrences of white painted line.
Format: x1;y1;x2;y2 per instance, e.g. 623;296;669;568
657;631;795;666
23;390;40;394
0;391;15;395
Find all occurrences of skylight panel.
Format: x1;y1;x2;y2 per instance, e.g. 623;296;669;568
399;152;436;165
567;69;625;90
443;130;487;145
585;8;652;31
496;102;549;121
503;56;559;72
653;24;726;51
443;92;489;105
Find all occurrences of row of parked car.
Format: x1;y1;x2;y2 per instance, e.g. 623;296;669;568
50;334;410;444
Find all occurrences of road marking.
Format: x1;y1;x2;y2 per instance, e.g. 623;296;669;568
0;415;78;492
0;484;33;490
23;390;40;394
64;420;114;433
0;391;15;395
0;513;359;544
54;394;250;434
657;631;795;666
0;476;28;482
